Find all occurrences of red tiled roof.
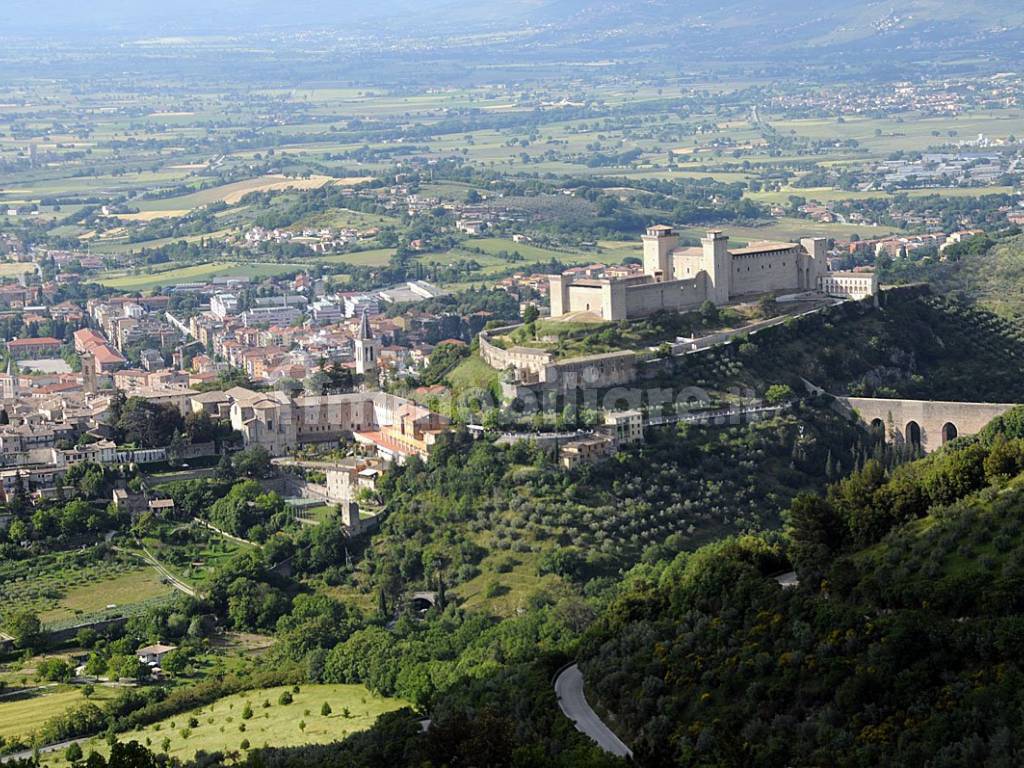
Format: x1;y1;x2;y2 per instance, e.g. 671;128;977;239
8;337;60;347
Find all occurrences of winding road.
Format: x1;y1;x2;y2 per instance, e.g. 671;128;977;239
554;664;632;759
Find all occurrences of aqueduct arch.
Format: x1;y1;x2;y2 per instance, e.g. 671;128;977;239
838;397;1017;453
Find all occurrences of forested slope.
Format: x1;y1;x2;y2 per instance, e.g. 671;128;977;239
668;287;1024;402
577;408;1024;767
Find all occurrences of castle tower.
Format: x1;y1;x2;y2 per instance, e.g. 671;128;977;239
354;309;380;378
642;225;679;282
701;230;731;305
81;351;98;394
549;273;572;317
799;237;828;291
341;499;361;530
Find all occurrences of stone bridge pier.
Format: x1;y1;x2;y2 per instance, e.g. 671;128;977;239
838;397;1018;453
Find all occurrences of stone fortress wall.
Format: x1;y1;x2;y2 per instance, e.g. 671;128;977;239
478;326;637;394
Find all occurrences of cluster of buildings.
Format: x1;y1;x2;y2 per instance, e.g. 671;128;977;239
239;225;381;253
768;77;1024;119
871;151;1013;190
185;279;453;388
0;329;451;503
226;386;448;463
86;295;178;355
845;229;985;259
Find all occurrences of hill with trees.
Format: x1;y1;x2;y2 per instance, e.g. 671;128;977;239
881;234;1024;320
576;407;1024;767
661;287;1024;403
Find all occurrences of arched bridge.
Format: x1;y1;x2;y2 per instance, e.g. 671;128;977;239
838;397;1018;454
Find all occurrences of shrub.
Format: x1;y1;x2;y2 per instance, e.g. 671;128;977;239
278;691;293;705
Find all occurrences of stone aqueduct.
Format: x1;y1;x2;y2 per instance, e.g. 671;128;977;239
838;397;1018;453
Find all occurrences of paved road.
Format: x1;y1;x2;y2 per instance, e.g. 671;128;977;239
554;664;632;758
1;736;89;763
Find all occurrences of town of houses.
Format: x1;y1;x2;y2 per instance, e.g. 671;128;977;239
0;184;1013;509
0;261;501;506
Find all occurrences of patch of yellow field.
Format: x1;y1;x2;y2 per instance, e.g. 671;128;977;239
151;111;196;116
111;210;192;221
219;174;335;204
169;163;207;170
333;176;375;186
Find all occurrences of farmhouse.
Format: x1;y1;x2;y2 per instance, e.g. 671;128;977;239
137;643;177;666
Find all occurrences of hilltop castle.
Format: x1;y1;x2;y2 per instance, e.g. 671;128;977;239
549;227;876;321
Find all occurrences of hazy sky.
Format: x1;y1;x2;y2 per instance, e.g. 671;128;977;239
0;0;443;36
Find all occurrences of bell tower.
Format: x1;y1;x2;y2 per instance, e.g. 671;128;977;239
354;309;380;379
82;351;98;394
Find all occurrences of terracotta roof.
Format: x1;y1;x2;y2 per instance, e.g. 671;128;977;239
8;337;60;347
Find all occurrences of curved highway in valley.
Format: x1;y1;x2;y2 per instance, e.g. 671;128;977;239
554;664;633;758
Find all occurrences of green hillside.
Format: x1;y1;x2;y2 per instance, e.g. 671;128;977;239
665;288;1024;402
576;408;1024;767
883;235;1024;320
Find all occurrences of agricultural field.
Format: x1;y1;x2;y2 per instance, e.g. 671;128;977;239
313;248;396;267
0;684;119;744
134;174;351;214
0;550;175;630
676;216;902;245
37;684;408;766
0;263;38;277
130;523;254;594
94;262;309;291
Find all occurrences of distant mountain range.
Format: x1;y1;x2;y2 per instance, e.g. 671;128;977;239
2;0;1023;76
3;0;1023;41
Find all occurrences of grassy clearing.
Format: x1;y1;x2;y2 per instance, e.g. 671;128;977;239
94;261;307;290
38;568;174;626
0;685;119;743
313;248;396;267
453;548;561;617
445;354;501;396
39;684;408;766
